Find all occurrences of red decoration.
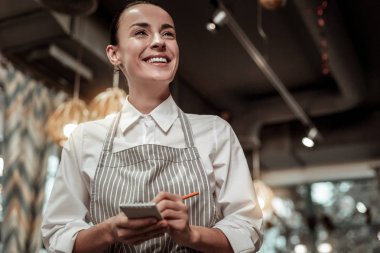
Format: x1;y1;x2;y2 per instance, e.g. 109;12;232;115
317;0;330;75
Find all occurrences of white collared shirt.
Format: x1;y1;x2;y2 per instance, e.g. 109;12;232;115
41;95;263;253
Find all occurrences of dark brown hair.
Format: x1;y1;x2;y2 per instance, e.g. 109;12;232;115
109;1;162;45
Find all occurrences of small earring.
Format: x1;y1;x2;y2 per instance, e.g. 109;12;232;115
113;65;120;88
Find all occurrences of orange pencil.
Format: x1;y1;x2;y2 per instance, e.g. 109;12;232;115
182;192;199;200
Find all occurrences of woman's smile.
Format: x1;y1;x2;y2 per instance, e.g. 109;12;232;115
144;56;170;64
114;4;179;85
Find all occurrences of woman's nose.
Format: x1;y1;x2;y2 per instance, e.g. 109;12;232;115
151;33;165;50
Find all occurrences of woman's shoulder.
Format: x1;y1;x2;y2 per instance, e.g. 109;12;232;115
81;115;114;129
72;116;115;142
185;113;232;132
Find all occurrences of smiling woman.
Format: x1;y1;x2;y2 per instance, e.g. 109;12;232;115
107;1;179;99
41;1;264;253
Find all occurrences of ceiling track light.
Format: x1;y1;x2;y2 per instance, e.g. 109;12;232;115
207;0;322;146
212;9;227;25
302;127;320;148
205;9;227;32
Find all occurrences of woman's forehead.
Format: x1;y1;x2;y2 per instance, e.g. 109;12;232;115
120;4;175;28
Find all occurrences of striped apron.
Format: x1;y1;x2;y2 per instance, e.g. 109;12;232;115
89;109;217;253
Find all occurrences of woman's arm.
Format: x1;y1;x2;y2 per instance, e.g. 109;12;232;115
186;226;233;253
211;116;264;252
41;125;92;253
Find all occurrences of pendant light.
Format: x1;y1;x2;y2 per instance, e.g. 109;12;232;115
46;96;89;146
88;65;127;120
259;0;287;10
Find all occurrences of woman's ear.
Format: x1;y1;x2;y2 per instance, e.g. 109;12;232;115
106;45;121;66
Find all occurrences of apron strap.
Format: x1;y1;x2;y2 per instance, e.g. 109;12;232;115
178;109;195;148
101;112;121;153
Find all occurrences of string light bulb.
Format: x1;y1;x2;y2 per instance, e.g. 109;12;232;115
317;0;330;75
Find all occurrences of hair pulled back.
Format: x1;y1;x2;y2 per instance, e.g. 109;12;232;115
109;1;161;45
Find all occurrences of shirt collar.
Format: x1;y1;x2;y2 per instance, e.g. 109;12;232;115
119;95;178;133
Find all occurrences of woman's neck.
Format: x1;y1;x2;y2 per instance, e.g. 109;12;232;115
128;86;170;114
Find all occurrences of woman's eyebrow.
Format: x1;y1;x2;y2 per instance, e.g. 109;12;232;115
130;22;150;29
129;23;175;30
161;23;175;30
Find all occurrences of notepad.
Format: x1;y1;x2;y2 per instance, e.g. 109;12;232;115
120;203;162;220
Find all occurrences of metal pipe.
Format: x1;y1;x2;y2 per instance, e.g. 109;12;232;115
217;1;319;133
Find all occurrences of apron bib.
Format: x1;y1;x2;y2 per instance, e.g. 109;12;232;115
89;109;216;253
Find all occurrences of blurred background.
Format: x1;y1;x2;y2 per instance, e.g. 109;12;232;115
0;0;379;252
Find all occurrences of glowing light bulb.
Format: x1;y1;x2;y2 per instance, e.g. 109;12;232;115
63;123;78;138
206;22;217;32
294;244;308;253
302;137;314;148
317;242;332;253
356;202;367;213
0;157;3;177
253;179;274;211
258;196;265;209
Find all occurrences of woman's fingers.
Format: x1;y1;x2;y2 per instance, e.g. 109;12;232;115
150;191;194;245
104;192;193;247
109;213;168;243
118;216;157;229
152;191;181;204
121;226;167;245
152;191;189;221
156;199;186;212
160;208;188;220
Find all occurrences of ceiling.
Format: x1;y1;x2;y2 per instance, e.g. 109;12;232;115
1;0;379;183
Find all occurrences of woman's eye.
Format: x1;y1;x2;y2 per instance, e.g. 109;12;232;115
135;30;147;36
163;31;175;38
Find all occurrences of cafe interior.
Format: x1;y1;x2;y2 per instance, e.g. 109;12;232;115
0;0;380;252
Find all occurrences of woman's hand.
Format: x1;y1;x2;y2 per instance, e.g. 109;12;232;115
105;212;168;245
153;192;198;246
74;212;167;253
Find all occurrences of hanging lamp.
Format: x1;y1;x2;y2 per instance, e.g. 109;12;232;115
259;0;287;10
46;97;89;146
88;65;127;120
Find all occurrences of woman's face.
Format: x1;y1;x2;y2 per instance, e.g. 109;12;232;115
115;4;179;85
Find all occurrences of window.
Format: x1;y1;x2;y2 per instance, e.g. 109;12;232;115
260;179;380;253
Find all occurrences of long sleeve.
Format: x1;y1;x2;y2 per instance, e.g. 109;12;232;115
211;117;264;253
41;124;91;253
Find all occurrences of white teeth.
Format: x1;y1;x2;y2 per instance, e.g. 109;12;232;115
147;57;168;63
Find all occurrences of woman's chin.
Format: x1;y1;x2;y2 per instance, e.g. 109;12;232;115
146;75;175;84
